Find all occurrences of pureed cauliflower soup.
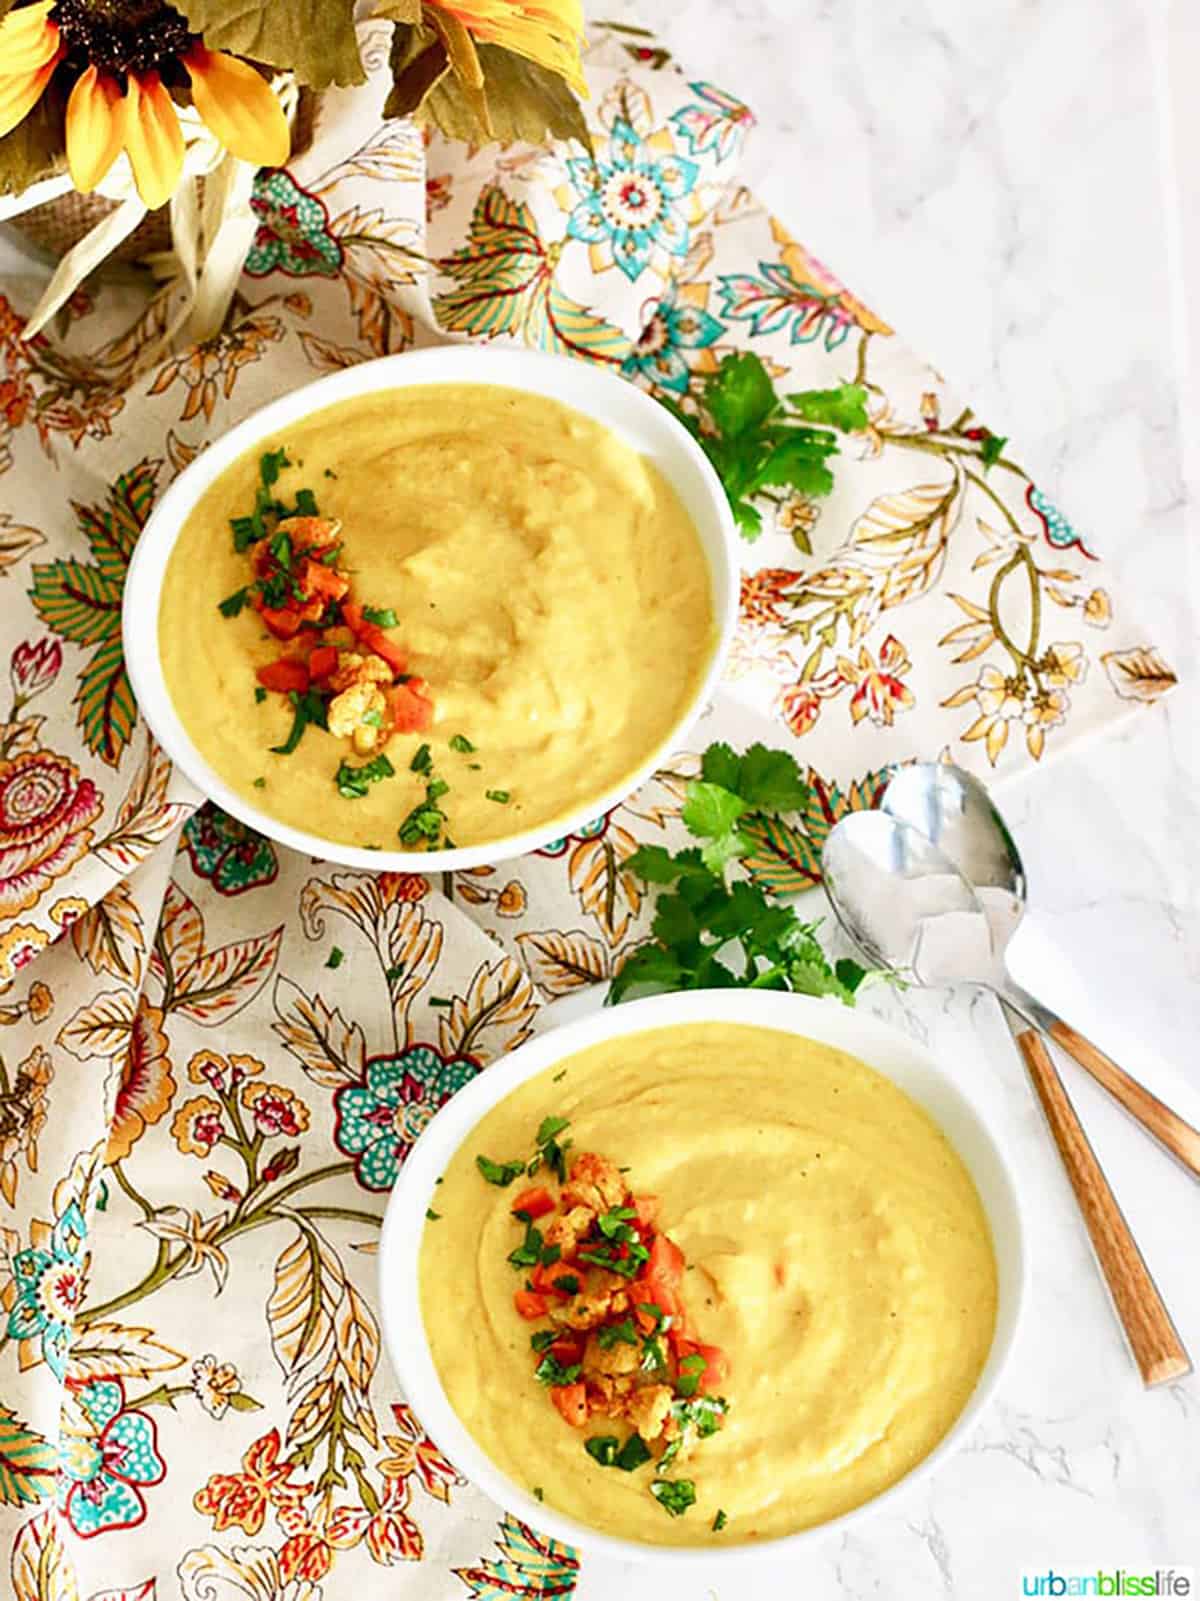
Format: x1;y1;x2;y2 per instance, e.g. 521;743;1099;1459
158;384;715;850
420;1023;998;1546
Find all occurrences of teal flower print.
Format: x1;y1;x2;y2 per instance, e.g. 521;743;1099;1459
6;1200;87;1381
245;170;344;279
1026;483;1096;559
183;804;279;896
535;812;611;859
566;118;699;283
622;280;723;393
58;1378;165;1539
669;81;754;165
334;1046;480;1192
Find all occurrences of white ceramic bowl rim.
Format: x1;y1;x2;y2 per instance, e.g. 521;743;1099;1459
378;990;1028;1569
123;346;738;872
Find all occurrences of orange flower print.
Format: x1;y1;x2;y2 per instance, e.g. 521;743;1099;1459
378;871;429;905
187;1049;263;1093
0;1043;52;1206
106;1001;176;1163
835;635;916;728
0;750;102;920
329;1476;424;1566
0;923;48;981
380;1401;461;1503
240;1081;310;1137
1083;589;1112;628
147;311;283;421
739;567;800;628
1022;686;1069;760
776;667;842;739
193;1428;307;1535
26;981;52;1022
495;880;527;917
280;1527;334;1583
171;1095;225;1158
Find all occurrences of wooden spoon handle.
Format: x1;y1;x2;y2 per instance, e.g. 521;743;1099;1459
1047;1017;1200;1181
1015;1028;1191;1388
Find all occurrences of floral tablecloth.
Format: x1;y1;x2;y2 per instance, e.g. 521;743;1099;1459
0;18;1176;1601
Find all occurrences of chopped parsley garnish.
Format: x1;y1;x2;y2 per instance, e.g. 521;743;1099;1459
259;447;290;487
552;1274;579;1296
294;487;319;517
713;1509;727;1532
362;605;398;627
552;1069;567;1082
539;1242;562;1268
527;1115;571;1181
597;1207;637;1237
596;1317;638;1350
507;1221;544;1270
585;1436;619;1467
650;1478;696;1517
485;789;511;804
614;1433;652;1472
475;1155;525;1187
398;748;451;849
640;1335;667;1372
326;947;344;969
449;733;476;753
335;752;395;799
533;1352;581;1387
410;744;432;775
659;1395;729;1470
610;738;868;1004
674;1352;707;1399
271;690;328;756
252;777;266;789
533;1487;544;1502
254;687;267;704
425;1208;441;1221
578;1207;648;1278
218;586;249;617
529;1330;557;1353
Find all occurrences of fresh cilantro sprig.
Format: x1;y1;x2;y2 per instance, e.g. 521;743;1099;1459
609;740;866;1004
662;352;868;540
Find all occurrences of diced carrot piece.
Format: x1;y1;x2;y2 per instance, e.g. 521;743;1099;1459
308;645;338;682
513;1290;547;1320
640;1233;684;1313
694;1342;729;1392
531;1262;573;1298
343;600;408;676
281;515;339;552
550;1335;583;1367
633;1195;659;1228
511;1186;555;1221
390;678;433;733
259;606;303;640
550;1383;588;1428
633;1300;666;1335
256;659;310;694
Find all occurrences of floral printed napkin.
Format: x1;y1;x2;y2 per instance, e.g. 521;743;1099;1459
0;18;1176;1601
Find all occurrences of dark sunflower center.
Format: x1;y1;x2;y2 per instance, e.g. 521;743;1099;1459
51;0;196;76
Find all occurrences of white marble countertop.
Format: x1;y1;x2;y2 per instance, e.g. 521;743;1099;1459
1;4;1194;1593
574;1;1200;1596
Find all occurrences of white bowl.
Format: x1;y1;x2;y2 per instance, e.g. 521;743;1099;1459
378;990;1027;1568
123;346;738;872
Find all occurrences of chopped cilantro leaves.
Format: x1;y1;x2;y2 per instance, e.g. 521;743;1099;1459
713;1509;727;1531
252;777;266;789
507;1222;544;1270
362;605;398;627
533;1352;581;1387
485;789;511;804
218;586;250;618
650;1478;696;1517
596;1317;638;1350
475;1155;525;1187
425;1208;441;1221
533;1487;544;1502
259;448;290;487
674;1351;707;1399
270;690;327;756
585;1436;619;1467
449;733;476;753
410;744;432;775
552;1274;579;1296
254;687;267;704
614;1433;652;1472
335;752;394;799
530;1329;557;1353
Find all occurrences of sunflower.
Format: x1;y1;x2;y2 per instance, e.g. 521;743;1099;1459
431;0;586;96
0;0;289;209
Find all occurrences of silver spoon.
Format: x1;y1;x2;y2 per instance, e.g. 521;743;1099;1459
881;762;1200;1181
821;809;1191;1388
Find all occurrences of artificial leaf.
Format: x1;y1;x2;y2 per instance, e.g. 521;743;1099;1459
56;988;136;1061
75;634;137;767
438;957;537;1063
516;929;611;998
272;977;366;1088
374;0;420;18
176;0;365;89
0;516;44;575
384;23;449;120
1101;646;1177;703
470;42;590;149
0;1407;55;1507
66;1321;186;1381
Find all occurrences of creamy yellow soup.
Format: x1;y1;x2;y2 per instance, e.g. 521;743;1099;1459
158;384;715;849
420;1023;998;1547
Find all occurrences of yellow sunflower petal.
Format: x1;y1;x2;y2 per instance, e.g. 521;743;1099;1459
182;45;290;168
65;66;124;193
0;48;60;138
121;71;184;210
0;1;57;73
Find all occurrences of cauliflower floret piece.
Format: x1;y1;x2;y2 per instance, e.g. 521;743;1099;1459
544;1206;594;1257
626;1383;674;1442
556;1270;630;1331
562;1152;627;1214
329;651;392;693
327;682;388;752
583;1331;640;1378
